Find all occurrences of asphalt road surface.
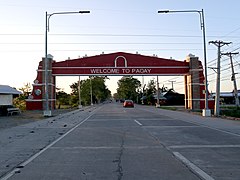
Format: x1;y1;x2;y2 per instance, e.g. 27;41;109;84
1;103;240;180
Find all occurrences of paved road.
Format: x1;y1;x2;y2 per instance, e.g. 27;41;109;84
1;103;240;180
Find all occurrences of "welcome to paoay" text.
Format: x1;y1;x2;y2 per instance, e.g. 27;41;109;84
90;68;152;74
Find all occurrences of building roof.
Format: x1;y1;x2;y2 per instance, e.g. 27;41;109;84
211;91;240;97
0;85;22;95
153;94;167;100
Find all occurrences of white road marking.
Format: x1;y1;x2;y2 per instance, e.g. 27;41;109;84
173;152;215;180
134;119;142;126
143;126;197;128
170;144;240;149
0;108;98;180
50;145;162;150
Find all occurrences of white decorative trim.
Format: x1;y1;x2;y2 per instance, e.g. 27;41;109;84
114;56;128;67
52;66;189;69
33;83;55;86
26;99;43;102
189;69;203;72
187;83;205;86
37;70;52;72
52;73;189;76
26;99;56;102
33;83;44;86
185;99;206;101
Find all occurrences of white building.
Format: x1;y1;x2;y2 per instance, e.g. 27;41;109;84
0;85;22;106
211;90;240;104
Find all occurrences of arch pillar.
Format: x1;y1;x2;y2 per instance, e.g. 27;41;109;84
185;55;204;110
26;55;56;110
42;55;56;111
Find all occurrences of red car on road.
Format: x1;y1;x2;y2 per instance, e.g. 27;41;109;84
123;100;134;108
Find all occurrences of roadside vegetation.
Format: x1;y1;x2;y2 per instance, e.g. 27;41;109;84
14;76;111;110
159;106;177;111
13;83;31;110
116;76;141;102
220;106;240;118
59;76;111;107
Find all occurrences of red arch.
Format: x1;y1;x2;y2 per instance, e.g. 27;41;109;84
26;52;214;110
51;52;189;76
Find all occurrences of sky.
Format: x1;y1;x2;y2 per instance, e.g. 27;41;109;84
0;0;240;95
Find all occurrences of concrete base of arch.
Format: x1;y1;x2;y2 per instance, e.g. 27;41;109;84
202;109;211;117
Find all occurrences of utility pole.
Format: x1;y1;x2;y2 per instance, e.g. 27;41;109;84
221;52;239;107
168;80;176;90
209;40;231;116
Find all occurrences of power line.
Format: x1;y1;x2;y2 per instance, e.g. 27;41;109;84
0;48;212;52
0;33;239;38
0;42;203;45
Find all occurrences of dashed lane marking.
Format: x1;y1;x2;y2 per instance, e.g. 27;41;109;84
170;144;240;149
134;119;142;126
173;152;215;180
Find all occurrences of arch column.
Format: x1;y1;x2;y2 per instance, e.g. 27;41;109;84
185;55;202;110
26;55;56;110
42;55;56;111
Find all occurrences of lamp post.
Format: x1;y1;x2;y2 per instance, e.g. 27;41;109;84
158;9;211;116
44;10;90;116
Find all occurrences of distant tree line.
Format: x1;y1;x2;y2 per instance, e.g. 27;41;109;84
113;76;157;104
57;76;111;108
15;76;183;110
116;76;141;102
114;76;184;106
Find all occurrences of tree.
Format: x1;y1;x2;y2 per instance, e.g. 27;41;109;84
92;76;111;103
18;83;31;100
13;83;32;110
70;76;111;106
113;93;119;100
70;81;81;106
56;90;70;109
145;79;156;105
116;76;141;102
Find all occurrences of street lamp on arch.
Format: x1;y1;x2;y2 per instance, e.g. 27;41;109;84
158;9;211;117
44;10;90;117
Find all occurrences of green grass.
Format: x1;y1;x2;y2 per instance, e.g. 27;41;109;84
57;105;72;109
220;107;240;118
158;104;240;118
159;106;177;111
